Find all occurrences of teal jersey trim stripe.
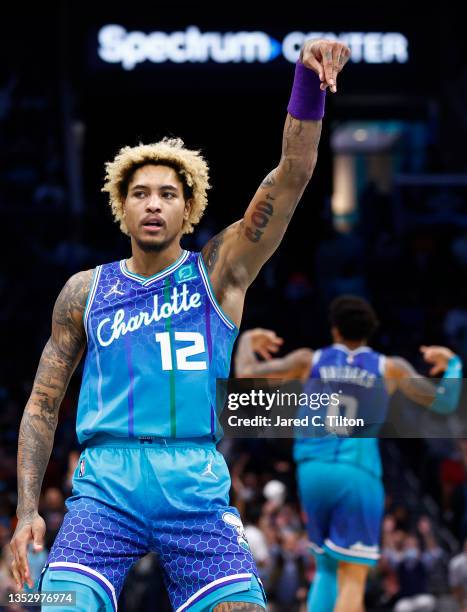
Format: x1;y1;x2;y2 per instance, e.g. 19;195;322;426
225;333;238;375
164;277;177;437
83;266;102;340
197;254;238;332
119;250;189;285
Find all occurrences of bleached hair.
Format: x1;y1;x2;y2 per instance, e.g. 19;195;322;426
102;137;211;235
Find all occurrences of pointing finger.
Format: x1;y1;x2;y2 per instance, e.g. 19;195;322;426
320;44;334;90
330;46;341;92
337;46;351;72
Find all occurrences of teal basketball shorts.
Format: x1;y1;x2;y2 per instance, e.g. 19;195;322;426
39;436;266;611
297;459;384;566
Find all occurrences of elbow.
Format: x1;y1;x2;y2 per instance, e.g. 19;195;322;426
301;155;318;181
278;156;317;187
295;166;315;186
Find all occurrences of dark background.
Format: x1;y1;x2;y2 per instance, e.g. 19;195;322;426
1;2;467;610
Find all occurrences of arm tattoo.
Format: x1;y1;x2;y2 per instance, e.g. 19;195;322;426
206;75;323;289
276;115;322;223
213;604;264;612
261;170;276;188
244;197;274;243
282;114;322;175
16;270;92;520
201;228;228;274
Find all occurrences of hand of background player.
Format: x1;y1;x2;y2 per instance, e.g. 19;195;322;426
420;345;456;376
10;513;46;590
247;328;283;360
300;39;351;93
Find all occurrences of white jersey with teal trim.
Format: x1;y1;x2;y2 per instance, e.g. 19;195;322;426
77;250;238;444
294;344;390;478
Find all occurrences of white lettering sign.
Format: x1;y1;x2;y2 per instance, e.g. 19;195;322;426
96;283;201;347
97;25;409;69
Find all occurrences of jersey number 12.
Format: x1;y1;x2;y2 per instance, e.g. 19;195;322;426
155;331;207;371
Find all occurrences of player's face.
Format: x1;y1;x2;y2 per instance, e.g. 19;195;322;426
124;164;191;252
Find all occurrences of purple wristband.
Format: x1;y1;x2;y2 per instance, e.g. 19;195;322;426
287;60;326;121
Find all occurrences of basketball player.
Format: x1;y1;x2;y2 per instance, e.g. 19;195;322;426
235;296;463;612
9;39;351;611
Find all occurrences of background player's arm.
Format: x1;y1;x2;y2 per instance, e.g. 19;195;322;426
385;345;461;408
202;40;350;326
235;328;313;381
10;270;92;589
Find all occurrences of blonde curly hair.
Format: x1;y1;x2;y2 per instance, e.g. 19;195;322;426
102;137;211;235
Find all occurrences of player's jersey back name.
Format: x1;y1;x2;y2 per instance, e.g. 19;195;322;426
294;344;390;477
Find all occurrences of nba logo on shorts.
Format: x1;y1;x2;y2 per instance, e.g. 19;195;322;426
79;459;85;477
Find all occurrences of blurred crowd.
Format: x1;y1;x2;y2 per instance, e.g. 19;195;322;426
4;439;467;610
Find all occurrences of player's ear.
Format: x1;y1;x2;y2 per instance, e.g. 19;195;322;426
183;198;193;220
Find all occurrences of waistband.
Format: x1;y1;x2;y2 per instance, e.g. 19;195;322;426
84;434;217;449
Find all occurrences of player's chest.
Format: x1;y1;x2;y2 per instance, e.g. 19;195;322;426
90;278;207;349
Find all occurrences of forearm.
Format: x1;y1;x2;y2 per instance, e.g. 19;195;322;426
389;354;463;413
16;334;82;518
238;116;322;266
278;51;328;183
17;398;57;519
16;339;68;517
237;66;324;259
278;113;322;183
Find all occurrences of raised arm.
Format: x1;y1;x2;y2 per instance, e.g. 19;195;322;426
10;269;92;589
202;39;350;326
385;345;463;413
235;328;313;382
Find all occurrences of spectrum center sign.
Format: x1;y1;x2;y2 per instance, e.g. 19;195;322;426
97;25;409;70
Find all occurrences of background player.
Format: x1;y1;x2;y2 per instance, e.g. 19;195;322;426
235;295;463;612
9;39;351;611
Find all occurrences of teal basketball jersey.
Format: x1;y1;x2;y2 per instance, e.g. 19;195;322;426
77;250;238;444
294;344;390;478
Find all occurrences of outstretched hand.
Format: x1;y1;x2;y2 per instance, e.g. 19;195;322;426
420;345;456;376
300;39;351;93
247;328;284;360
